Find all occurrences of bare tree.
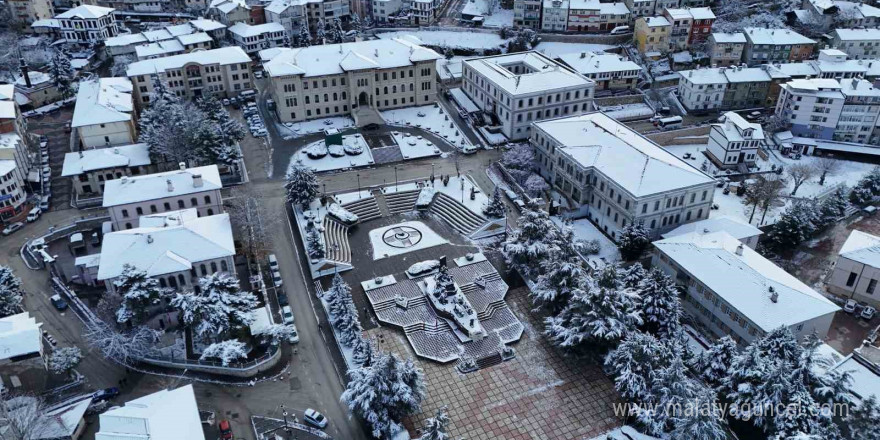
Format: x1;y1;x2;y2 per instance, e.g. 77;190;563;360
0;394;50;440
787;163;817;196
742;174;788;225
84;321;160;364
224;186;282;261
813;156;841;186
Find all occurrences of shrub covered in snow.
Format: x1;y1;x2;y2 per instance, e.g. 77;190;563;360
343;142;364;155
328;144;345;157
577;239;601;256
48;347;83;376
306;227;326;259
416;187;437;209
304;142;329;159
407;260;440;277
483;187;505;218
199;339;248;366
285;162;320;208
328;203;358;225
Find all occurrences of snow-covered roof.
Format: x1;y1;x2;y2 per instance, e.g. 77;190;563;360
265;0;317;14
463;51;593;96
139;208;199;228
177;32;212;45
558;52;642;76
15;71;52;87
679;67;728;85
248;305;274;334
744;27;815;45
135;39;185;58
641;16;671;27
714;111;765;141
598;2;629;14
568;0;599;9
663;216;762;241
209;0;250;13
688;7;715;19
61;143;151;176
102;164;222;207
838;229;880;267
723;66;770;83
835;0;880;19
190;18;227;32
534;112;715;197
143;28;174;42
38;398;92;440
0;159;14;177
55;5;114;19
75;254;101;268
127;47;251;76
96;385;205;440
815;58;871;75
763;62;820;78
0;102;14;120
106;33;149;47
0;312;42;360
71;78;133;128
841;78;880;98
263;38;441;78
31;19;60;28
654;231;839;332
0;84;14;102
712;32;746;43
228;22;284;38
664;8;692;20
783;78;845;99
831;354;880;402
834;28;880;41
97;213;234;280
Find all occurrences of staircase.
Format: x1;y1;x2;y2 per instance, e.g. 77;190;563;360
341;197;381;222
352;105;385;127
384;190;420;215
429;193;487;235
475;353;504;369
322;218;351;263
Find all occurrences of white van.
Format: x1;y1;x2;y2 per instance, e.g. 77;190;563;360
239;90;257;101
610;26;630;35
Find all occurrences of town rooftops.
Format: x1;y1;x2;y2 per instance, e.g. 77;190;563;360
558;52;642;75
265;0;322;14
598;2;629;14
135;39;185;58
31;18;60;28
688;7;715;20
664;8;693;20
534;112;715;196
763;62;820;79
228;22;285;38
190;18;227;32
97;213;234;280
654;231;840;332
463;51;593;95
177;32;212;45
96;385;205;440
56;4;114;19
61;143;151;176
712;32;746;43
71;77;133;128
744;27;816;45
715;111;765;141
568;0;601;9
722;66;771;83
0;84;14;102
0;85;15;120
680;67;728;84
126;46;251;76
102;164;222;207
641;16;671;27
783;78;845;98
209;0;250;12
0;312;42;361
663;216;763;241
262;37;441;78
834;28;880;41
839;230;880;268
840;78;880;98
38;398;94;440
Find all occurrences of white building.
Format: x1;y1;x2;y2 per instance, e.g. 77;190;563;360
98;210;235;293
775;78;845;140
836;78;880;144
624;0;655;18
662;215;763;249
827;230;880;308
514;0;542;29
126;47;254;104
831;28;880;60
102;164;224;230
462;51;596;141
0;134;28;221
62;143;155;200
56;5;119;44
262;38;441;124
370;0;406;22
532;112;717;239
71;78;136;149
706;111;764;169
557;51;642;90
228;22;286;54
207;0;252;25
96;385;206;440
653;231;840;344
0;312;44;368
709;32;746;67
677;67;728;111
541;0;569;31
104;20;225;57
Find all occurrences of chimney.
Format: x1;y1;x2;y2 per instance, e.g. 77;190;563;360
735;243;744;256
853;77;859;88
192;174;203;188
581;52;586;58
166;179;174;192
147;234;154;244
179;162;186;170
769;286;778;303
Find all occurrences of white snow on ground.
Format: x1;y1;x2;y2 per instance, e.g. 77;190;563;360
391;131;442;159
551;216;621;269
369;220;448;260
428;175;490;216
290;134;374;173
461;0;514;28
332;189;373;205
381;104;471;150
376;30;511;50
774;153;875;199
533;42;614;58
277;116;354;139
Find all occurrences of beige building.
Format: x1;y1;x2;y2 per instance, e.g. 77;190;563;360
207;0;253;25
61;143;155;204
709;32;745;67
7;0;54;25
126;47;254;105
71;78;137;149
262;38;441;124
634;16;671;55
662;216;763;249
828;230;880;308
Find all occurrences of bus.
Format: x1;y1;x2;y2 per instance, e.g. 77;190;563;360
655;116;683;130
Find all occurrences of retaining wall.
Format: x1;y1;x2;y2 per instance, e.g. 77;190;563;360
646;125;711;146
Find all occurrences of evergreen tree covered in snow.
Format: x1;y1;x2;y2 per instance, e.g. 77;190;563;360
195;95;245;164
669;385;728;440
171;273;257;336
114;265;167;325
693;336;738;388
636;269;682;338
840;395;880;440
351;336;375;367
299;20;311;46
605;331;675;401
482;187;505;218
420;406;451;440
306;227;325;259
764;201;819;252
341;351;426;439
254;323;297;343
544;279;642;350
199;339;247;366
331;18;344;43
530;228;589;312
0;266;23;317
817;187;849;229
636;356;698;435
502;209;559;278
285;162;320;208
620;263;647;290
596;263;622;289
618;223;651;261
849;166;880;206
48;347;82;377
325;275;361;346
315;19;326;43
49;47;74;98
351;15;362;35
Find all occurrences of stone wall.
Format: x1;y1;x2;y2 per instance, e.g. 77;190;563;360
646;125;710;146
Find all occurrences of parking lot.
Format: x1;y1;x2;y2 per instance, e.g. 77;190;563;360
27;107;75;213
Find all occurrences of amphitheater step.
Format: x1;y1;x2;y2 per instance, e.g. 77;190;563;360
385;190;420;215
429;194;486;235
342;197;382;222
322;218;351;263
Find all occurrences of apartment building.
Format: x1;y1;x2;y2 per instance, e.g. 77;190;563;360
833;0;880;28
56;5;118;43
557;51;642;90
832;28;880;60
207;0;252;25
370;0;406;22
775;78;845;140
686;7;714;45
61;143;156;200
71;77;137;149
0;134;28;220
463;51;595;141
653;231;839;344
663;8;691;51
228;22;285;54
514;0;542;29
566;0;599;31
709;32;745;67
677;67;728;111
828;230;880;309
836;78;880;145
634;16;671;55
542;0;569;31
722;66;771;109
532;112;716;239
102;164;224;230
742;27;815;66
6;0;54;25
96;386;205;440
97;0;170;12
410;0;442;24
706;111;764;169
624;0;656;18
126;47;254;104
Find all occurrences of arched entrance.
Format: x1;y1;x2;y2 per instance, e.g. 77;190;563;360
359;91;369;106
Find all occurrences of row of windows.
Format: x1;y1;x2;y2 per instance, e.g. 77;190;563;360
120;195;214;218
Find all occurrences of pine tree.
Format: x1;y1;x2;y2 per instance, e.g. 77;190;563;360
49;47;74;98
605;331;674;401
351;15;362;35
596;263;622;289
693;336;738;388
298;20;311;47
618;223;651;261
765;200;819;251
544;280;642;349
285;162;320;208
502;209;558;278
351;336;375;367
840;395;880;440
325;274;352;320
195;95;245;164
637;269;682;337
171;273;257;336
315;19;326;44
530;245;589;312
0;266;24;317
199;339;247;366
670;385;728;440
306;227;325;259
637;356;698;435
114;265;168;324
420;406;451;440
620;263;647;290
816;186;849;229
482;187;505;218
331;18;344;43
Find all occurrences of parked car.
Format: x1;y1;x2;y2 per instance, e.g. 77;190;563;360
26;208;41;222
92;387;120;402
610;25;630;35
460;144;478;155
219;419;233;440
268;254;278;270
221;98;230;106
254;70;263;79
40;197;50;212
281;306;294;325
50;294;68;311
288;323;299;344
277;291;289;307
844;299;858;313
2;222;24;236
304;409;327;429
363;123;380;131
272;270;283;288
862;306;876;320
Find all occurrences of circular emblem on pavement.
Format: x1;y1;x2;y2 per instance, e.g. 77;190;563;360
383;226;423;248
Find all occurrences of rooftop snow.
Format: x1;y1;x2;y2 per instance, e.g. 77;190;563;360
265;0;321;13
138;208;199;228
229;22;285;38
744;27;815;45
135;39;185;58
665;8;693;19
534;112;715;197
102;164;222;207
0;102;14;120
764;62;820;78
71;77;133;128
39;398;93;440
839;229;880;268
105;33;149;47
190;18;227;32
840;78;880;97
723;67;771;83
177;32;212;45
642;16;671;27
15;71;51;87
834;28;880;41
96;385;205;440
663;215;763;241
688;7;715;19
558;51;642;75
679;68;728;84
598;2;629;14
127;47;251;76
55;4;114;19
831;355;880;402
784;77;844;94
61;143;151;176
654;231;840;332
31;18;60;28
0;84;14;101
712;32;746;43
0;312;42;360
463;51;593;95
97;213;234;280
569;0;600;8
209;0;250;13
263;38;441;78
714;111;765;141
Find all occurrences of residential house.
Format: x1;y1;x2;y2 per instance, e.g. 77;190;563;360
410;0;442;25
532;112;717;239
14;70;61;109
774;78;844;140
634;16;671;55
7;0;54;25
0;312;45;373
56;5;118;44
514;0;542;29
706;111;765;169
677;67;728;111
207;0;252;25
722;66;771;109
827;230;880;308
662;216;763;249
541;0;569;31
663;8;692;52
0;135;28;220
709;32;745;67
96;385;206;440
831;28;880;60
624;0;656;18
686;7;714;45
742;27;815;66
557;51;642;90
61;143;155;204
71;78;136;149
228;22;285;54
104;20;225;57
836;78;880;144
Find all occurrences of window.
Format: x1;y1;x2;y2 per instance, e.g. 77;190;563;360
178;200;185;209
150;205;157;213
164;202;171;210
191;197;198;207
204;195;211;204
211;262;218;272
869;279;878;295
847;272;858;287
136;207;143;215
122;209;129;218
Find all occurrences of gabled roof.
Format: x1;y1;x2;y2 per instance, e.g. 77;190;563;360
834;28;880;41
126;47;251;76
558;51;642;75
714;111;765;141
0;313;42;360
209;0;250;13
96;385;205;440
56;5;114;19
71;78;133;128
744;27;816;45
228;22;285;38
135;39;185;58
102;165;222;207
0;84;14;101
190;18;227;32
663;216;763;241
839;229;880;267
61;143;151;176
97;213;234;280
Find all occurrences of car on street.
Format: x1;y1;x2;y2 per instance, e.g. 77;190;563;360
277;291;288;307
268;254;278;270
50;294;68;311
288;323;299;344
254;70;263;79
92;387;120;402
363;123;380;131
304;409;328;429
460;144;478;154
40;197;50;212
219;419;233;440
844;299;858;313
861;306;876;321
2;222;24;236
26;208;41;222
281;306;294;325
272;270;283;288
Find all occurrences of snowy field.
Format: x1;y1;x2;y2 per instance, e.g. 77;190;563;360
533;42;614;58
381;105;471;150
460;0;514;27
369;221;448;260
376;31;511;50
277;116;354;140
291;134;374;173
391;131;442;159
551;217;621;269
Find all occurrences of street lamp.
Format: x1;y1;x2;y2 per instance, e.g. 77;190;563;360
357;173;361;196
394;166;399;191
281;404;290;432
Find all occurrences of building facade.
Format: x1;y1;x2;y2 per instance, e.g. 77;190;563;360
634;16;671;54
831;28;880;60
557;51;642;90
541;0;569;31
743;27;815;66
828;230;880;309
706;111;764;169
677;68;728;111
61;143;155;201
514;0;542;29
71;78;137;149
775;78;844;140
228;22;285;54
56;5;118;43
7;0;55;25
836;78;880;144
709;32;745;67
